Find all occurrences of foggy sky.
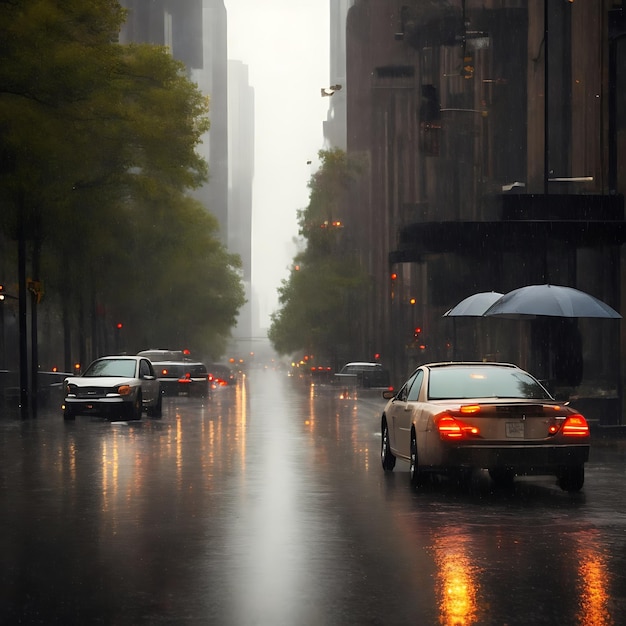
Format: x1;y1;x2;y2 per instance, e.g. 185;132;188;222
225;1;330;330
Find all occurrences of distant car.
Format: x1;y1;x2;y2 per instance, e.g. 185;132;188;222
380;362;590;492
63;356;162;420
309;365;335;385
209;363;237;388
335;362;391;389
154;361;210;397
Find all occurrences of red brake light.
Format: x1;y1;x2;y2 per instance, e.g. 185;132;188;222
435;414;480;440
561;414;589;437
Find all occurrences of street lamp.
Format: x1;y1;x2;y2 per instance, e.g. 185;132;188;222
321;84;342;97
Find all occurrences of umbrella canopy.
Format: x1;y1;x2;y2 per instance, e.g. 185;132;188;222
483;284;622;319
444;292;504;317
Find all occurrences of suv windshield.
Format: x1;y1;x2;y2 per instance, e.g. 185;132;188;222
84;359;136;378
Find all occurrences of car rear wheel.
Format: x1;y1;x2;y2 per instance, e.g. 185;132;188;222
381;419;396;471
558;465;584;492
409;430;423;489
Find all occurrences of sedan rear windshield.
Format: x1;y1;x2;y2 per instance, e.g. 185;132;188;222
428;367;551;400
156;365;185;378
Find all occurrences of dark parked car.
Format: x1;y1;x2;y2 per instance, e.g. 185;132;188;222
63;356;162;420
381;362;590;492
154;361;210;397
334;362;392;389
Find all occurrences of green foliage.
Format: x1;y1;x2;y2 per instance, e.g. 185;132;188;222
268;149;369;362
0;0;244;363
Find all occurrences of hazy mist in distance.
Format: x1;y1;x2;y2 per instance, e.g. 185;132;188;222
225;1;330;330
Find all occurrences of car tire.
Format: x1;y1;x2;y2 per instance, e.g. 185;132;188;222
63;407;75;421
147;391;162;418
409;430;423;489
558;465;584;492
381;419;396;471
127;392;142;421
488;468;515;488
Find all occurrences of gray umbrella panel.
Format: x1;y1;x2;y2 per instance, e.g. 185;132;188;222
482;284;622;319
443;292;504;317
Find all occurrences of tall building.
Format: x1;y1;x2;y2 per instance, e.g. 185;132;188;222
323;0;354;149
191;0;229;244
228;60;255;343
119;0;204;69
119;0;230;245
344;0;626;424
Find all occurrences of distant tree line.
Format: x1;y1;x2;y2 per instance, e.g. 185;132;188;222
268;148;369;368
0;0;245;371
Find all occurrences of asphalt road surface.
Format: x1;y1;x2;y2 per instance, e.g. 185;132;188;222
1;367;625;625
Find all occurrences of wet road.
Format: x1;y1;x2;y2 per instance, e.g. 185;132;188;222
1;368;625;625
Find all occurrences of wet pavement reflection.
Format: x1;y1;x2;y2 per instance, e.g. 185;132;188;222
1;368;625;625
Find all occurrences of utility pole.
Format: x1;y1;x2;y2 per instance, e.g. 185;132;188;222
18;199;30;419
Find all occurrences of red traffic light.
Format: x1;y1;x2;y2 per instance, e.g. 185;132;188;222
116;322;123;330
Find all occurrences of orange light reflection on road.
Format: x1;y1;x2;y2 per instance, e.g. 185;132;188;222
236;374;248;472
307;383;316;431
432;533;479;626
576;531;613;626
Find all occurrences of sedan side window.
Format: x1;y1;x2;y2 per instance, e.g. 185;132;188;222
407;370;424;402
397;371;418;402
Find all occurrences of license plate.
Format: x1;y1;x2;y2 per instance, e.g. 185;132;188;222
506;421;524;438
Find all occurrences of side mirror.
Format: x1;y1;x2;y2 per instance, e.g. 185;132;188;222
382;389;395;400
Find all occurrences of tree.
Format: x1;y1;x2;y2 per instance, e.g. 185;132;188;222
268;148;369;365
0;0;244;379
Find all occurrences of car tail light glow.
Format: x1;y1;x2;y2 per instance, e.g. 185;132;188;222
435;414;480;440
547;413;590;437
460;404;481;415
561;414;590;437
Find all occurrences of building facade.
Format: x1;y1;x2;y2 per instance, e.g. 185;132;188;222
344;0;626;423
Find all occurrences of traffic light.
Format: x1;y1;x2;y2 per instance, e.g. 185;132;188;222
414;327;421;338
0;285;3;301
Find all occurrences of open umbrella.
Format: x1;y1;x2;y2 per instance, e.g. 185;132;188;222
443;291;504;317
483;284;621;319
